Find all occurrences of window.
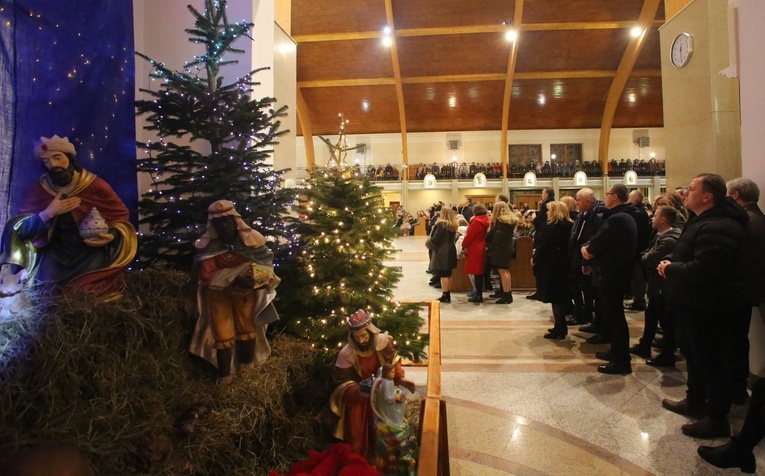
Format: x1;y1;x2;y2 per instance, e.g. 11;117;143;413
509;144;542;164
550;144;582;164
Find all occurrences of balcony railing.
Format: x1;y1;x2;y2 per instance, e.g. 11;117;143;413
296;160;666;183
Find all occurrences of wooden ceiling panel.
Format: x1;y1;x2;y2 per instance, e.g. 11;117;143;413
633;27;662;70
507;78;612;129
515;29;629;73
523;0;664;23
404;81;506;133
397;34;511;78
392;0;516;30
297;39;393;82
292;0;386;36
300;85;401;135
613;77;664;127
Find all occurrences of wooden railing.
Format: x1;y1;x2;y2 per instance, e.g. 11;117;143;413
403;300;449;476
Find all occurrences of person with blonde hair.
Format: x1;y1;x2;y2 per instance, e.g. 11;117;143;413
486;202;519;304
532;201;573;339
560;195;579;220
429;207;458;302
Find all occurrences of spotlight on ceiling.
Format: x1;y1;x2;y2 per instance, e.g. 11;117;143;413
502;21;517;42
631;26;643;38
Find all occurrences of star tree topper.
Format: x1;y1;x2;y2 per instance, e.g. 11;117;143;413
319;113;362;170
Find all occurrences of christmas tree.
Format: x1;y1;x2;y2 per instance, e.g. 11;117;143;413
135;0;293;269
277;116;427;361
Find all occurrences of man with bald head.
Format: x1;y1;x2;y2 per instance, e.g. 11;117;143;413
568;187;602;326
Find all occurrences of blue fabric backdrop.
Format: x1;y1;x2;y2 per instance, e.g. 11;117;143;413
0;0;137;227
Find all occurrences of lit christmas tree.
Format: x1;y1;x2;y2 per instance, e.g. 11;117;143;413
277;116;427;361
135;0;293;269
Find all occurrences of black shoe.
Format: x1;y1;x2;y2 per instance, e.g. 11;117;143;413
624;302;646;312
579;324;600;333
697;439;756;473
661;398;705;419
467;295;483;303
544;330;567;340
595;351;614;361
432;282;441;289
597;361;632;375
586;334;612;344
629;343;652;359
526;293;539;300
437;293;451;303
566;316;583;326
651;337;663;349
489;291;503;299
645;355;676;368
495;293;513;304
681;417;730;439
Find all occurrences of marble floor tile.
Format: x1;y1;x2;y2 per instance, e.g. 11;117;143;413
390;237;755;475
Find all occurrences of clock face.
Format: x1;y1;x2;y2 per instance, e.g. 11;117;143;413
671;32;693;68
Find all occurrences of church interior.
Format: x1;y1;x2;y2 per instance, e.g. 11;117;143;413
0;0;764;474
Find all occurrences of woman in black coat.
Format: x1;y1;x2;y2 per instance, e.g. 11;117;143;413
429;207;458;302
486;202;519;304
532;201;573;339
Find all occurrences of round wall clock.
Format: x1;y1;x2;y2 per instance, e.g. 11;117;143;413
670;32;693;68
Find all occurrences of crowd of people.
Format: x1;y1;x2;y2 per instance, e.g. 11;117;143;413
362;158;668;182
417;175;765;472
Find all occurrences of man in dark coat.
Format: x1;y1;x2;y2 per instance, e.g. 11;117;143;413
725;178;765;402
659;173;748;439
625;190;652;311
568;188;602;326
581;184;637;375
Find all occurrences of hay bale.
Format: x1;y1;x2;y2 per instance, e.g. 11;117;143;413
0;267;328;475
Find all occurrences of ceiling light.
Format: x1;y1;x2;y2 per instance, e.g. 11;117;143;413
383;26;391;35
448;95;457;108
382;36;392;47
628;93;637;103
537;94;546;105
551;154;557;160
362;99;369;111
650;152;656;158
505;29;517;42
631;26;643;38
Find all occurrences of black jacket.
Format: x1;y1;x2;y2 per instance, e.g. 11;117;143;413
569;204;603;272
664;198;748;313
626;204;652;255
586;203;637;291
486;217;517;268
429;223;457;272
737;202;765;306
533;197;555;247
534;220;574;303
641;226;681;297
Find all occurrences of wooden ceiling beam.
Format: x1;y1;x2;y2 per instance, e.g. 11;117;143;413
296;88;316;169
501;0;524;179
598;0;662;169
384;0;409;174
298;69;661;88
292;21;664;43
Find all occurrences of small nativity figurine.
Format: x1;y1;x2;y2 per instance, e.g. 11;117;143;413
327;310;416;457
189;200;280;384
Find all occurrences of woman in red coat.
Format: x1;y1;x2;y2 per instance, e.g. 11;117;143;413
461;203;490;302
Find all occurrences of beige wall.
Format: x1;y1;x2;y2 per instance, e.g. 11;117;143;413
659;0;741;189
297;128;665;170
